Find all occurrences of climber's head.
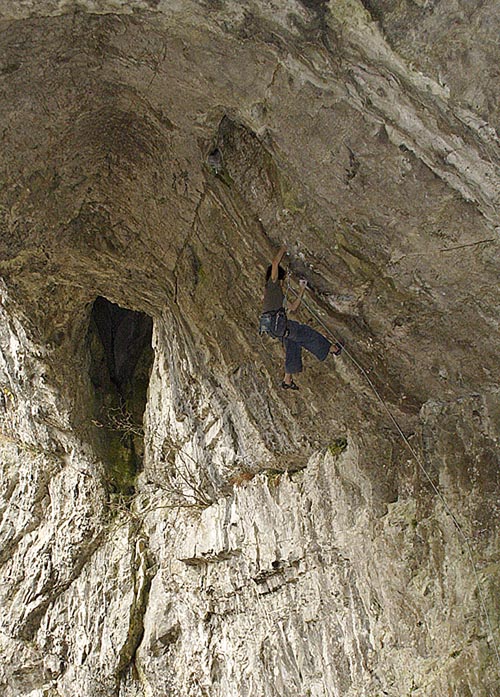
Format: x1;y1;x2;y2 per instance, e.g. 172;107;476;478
265;265;286;283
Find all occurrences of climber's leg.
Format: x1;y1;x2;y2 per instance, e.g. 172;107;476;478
286;320;331;362
283;334;303;376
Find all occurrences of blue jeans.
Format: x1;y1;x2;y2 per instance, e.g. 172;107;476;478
283;320;331;374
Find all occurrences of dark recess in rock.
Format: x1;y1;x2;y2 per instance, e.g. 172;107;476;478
88;297;154;496
91;296;153;395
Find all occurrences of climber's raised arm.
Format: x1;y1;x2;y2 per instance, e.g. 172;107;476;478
270;244;287;282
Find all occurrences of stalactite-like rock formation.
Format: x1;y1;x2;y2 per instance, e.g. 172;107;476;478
0;1;499;695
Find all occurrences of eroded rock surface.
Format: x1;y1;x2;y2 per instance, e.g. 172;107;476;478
0;1;499;695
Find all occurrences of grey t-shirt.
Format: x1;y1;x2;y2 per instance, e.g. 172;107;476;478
262;278;284;313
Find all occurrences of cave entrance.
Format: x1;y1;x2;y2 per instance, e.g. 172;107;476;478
88;297;153;498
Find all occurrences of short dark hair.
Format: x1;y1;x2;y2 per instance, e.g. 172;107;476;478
266;264;286;282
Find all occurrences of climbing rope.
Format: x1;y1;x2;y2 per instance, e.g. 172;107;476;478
288;282;500;669
284;267;292;306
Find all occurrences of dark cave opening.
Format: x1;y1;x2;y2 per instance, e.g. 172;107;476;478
88;297;153;497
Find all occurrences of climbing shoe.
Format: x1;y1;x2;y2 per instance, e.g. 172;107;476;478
281;380;299;390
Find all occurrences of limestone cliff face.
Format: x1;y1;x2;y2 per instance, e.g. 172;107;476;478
0;1;499;695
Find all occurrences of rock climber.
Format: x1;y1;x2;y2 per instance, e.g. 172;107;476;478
260;244;342;390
